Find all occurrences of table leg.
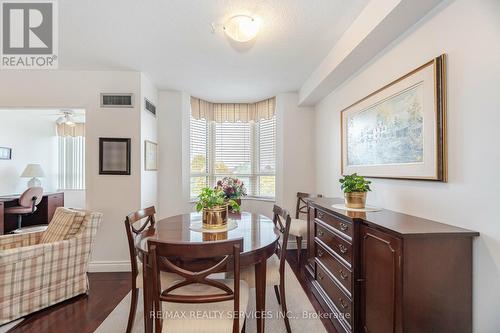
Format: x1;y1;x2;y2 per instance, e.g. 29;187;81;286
143;256;153;333
255;259;267;333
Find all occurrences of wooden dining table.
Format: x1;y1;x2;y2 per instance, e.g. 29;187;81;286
135;211;280;333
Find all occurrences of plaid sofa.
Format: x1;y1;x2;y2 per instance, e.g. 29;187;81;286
0;209;102;324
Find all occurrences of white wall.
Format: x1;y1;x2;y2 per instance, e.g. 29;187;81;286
0;111;58;194
157;90;193;219
314;0;500;331
276;93;316;214
140;74;159;209
0;70;142;272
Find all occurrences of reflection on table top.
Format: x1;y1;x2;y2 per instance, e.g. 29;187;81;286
136;212;280;254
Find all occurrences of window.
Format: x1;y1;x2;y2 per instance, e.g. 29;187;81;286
190;115;276;199
58;134;85;190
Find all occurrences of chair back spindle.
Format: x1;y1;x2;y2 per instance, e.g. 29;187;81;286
124;206;157;278
295;192;323;219
148;238;244;333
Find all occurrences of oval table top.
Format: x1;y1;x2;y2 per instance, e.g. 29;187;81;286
136;211;280;256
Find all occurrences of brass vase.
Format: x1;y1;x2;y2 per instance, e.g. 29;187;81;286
202;205;228;229
344;192;367;209
202;231;228;241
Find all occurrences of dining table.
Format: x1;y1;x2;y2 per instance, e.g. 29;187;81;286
135;211;280;333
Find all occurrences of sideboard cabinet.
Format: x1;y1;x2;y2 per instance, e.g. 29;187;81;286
306;197;478;333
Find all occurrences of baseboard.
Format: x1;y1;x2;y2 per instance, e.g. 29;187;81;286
88;260;131;272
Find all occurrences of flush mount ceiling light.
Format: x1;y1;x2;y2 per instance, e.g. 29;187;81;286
223;15;260;42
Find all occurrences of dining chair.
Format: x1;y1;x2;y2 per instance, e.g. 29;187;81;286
124;207;179;333
230;205;293;333
148;237;248;333
290;192;323;265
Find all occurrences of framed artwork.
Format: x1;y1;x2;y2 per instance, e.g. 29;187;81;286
99;138;131;175
144;140;157;171
0;147;12;160
341;54;447;181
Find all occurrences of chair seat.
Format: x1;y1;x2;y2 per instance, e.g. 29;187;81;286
161;279;249;333
288;218;307;238
228;254;281;288
5;206;36;214
136;262;179;289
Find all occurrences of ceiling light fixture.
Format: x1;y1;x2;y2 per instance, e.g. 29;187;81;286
56;110;76;127
223;15;260;42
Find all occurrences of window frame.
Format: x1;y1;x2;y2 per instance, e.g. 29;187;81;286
189;115;276;200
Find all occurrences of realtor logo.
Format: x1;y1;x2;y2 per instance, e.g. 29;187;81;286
1;0;58;69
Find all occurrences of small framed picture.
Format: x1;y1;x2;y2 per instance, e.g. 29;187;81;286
0;147;12;160
99;138;131;175
144;140;158;171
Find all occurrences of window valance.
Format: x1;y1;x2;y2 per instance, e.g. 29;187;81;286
190;96;275;123
56;123;85;137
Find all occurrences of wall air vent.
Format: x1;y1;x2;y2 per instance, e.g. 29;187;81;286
144;98;156;116
100;93;134;108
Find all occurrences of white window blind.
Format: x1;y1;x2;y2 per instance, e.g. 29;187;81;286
190;117;209;196
190;115;276;199
58;136;85;190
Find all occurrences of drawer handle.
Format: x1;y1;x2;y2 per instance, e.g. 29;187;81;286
317;211;324;219
317;249;324;257
339;223;348;231
338;244;348;254
339;269;348;280
339;298;348;309
317;229;324;237
318;272;324;280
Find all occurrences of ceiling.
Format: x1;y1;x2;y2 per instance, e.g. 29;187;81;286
0;109;86;123
59;0;368;102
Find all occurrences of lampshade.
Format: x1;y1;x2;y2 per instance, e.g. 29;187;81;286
21;164;45;178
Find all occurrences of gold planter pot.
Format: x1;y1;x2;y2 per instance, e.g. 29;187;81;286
344;192;367;209
202;205;228;229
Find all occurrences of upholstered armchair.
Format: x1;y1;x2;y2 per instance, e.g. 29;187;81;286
0;208;102;325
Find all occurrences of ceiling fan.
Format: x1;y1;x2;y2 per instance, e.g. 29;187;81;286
55;110;76;126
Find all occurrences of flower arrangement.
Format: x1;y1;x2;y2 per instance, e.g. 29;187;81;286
195;187;240;213
216;177;247;200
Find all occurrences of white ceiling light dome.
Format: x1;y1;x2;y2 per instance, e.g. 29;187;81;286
223;15;260;42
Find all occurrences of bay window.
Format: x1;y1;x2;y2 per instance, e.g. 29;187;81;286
190;97;276;199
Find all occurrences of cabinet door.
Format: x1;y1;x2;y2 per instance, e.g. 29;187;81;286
47;193;64;223
359;225;402;333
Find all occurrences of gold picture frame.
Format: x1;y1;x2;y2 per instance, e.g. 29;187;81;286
341;54;447;181
144;140;158;171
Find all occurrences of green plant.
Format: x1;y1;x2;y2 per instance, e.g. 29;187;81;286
339;173;372;193
195;187;240;212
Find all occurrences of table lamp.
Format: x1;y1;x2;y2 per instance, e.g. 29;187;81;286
21;164;45;188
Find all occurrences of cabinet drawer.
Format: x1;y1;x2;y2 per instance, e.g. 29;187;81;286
316;209;352;240
316;242;352;295
317;264;353;327
316;223;352;266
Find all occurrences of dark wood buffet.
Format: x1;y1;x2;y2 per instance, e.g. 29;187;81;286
306;197;479;333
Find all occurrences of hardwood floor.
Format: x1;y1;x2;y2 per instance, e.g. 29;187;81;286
8;250;336;333
8;273;132;333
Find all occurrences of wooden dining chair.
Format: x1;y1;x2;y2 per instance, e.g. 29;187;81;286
124;206;178;333
148;237;248;333
230;205;293;333
291;192;323;265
